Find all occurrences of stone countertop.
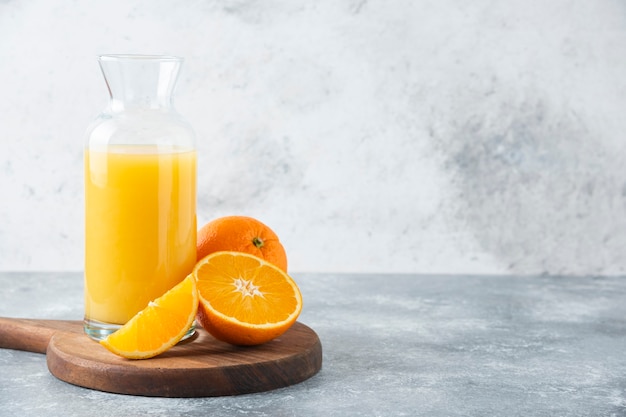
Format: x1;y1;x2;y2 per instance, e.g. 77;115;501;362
1;272;625;416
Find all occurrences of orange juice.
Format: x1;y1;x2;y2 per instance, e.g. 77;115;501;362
84;145;197;325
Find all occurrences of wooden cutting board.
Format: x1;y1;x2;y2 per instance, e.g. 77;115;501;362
0;317;322;397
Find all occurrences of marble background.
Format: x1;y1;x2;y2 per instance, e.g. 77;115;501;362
1;0;625;275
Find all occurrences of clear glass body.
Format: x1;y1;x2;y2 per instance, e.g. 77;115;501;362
84;55;197;340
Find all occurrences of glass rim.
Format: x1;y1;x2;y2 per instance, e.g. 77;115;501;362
98;54;183;62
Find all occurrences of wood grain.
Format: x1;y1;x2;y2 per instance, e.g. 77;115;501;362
0;318;322;397
0;318;79;353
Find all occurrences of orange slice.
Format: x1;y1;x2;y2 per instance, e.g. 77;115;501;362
100;275;198;359
194;251;302;346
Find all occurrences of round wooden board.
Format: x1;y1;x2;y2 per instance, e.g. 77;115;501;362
46;321;322;397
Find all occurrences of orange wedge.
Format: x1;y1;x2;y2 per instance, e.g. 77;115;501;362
100;275;198;359
194;251;302;346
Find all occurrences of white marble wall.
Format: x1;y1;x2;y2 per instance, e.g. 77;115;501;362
1;0;625;275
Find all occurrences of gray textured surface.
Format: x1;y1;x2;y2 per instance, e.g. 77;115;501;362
1;272;625;416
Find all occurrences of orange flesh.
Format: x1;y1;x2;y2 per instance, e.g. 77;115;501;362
195;254;299;325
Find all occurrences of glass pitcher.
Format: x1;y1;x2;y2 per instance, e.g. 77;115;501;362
83;54;196;340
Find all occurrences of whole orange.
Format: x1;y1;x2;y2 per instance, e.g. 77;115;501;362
196;216;288;272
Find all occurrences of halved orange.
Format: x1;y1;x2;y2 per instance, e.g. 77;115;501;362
194;251;302;346
100;275;198;359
